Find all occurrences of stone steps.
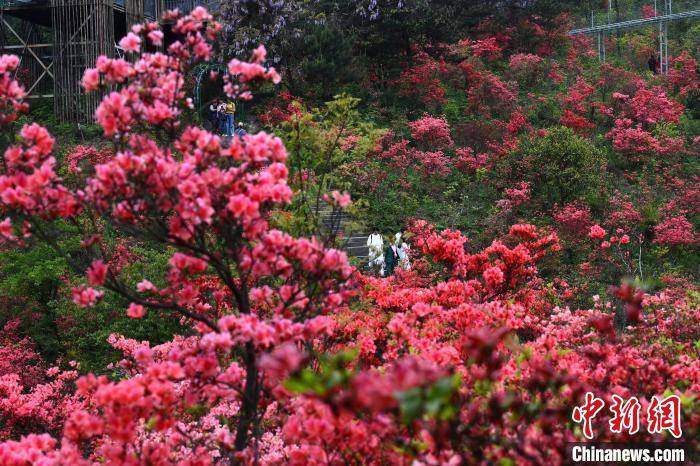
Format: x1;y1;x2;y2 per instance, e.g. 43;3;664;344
314;206;368;261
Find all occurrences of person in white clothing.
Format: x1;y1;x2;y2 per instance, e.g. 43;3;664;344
394;232;411;271
366;231;384;275
397;241;410;270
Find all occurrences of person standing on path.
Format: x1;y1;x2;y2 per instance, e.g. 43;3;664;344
224;100;236;137
208;99;219;131
366;231;384;275
383;233;404;276
383;239;398;276
396;236;411;271
216;100;227;134
648;54;658;74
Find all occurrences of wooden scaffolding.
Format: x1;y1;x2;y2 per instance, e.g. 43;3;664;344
0;0;163;122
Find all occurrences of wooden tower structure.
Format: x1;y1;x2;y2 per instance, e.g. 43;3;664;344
0;0;164;122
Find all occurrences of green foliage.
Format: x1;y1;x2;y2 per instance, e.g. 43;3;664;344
293;23;358;99
0;233;183;372
507;126;607;208
284;350;357;396
395;374;461;425
0;243;67;300
0;231;76;361
56;291;183;374
362;176;423;233
17;99;103;145
681;23;700;56
274;94;384;236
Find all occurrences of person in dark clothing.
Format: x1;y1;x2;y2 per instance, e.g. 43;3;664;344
208;99;220;130
383;241;398;276
648;54;658;74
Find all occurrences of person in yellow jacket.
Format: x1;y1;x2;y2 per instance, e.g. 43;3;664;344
224;100;236;137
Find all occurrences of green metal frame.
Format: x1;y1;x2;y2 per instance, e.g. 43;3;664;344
193;62;227;110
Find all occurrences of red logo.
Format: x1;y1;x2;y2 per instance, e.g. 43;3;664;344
573;393;682;439
572;392;606;439
647;395;682;438
608;394;641;435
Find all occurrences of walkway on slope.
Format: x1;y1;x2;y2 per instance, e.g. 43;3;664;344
315;205;369;263
570;8;700;35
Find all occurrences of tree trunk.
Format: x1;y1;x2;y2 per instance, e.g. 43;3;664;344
233;342;260;461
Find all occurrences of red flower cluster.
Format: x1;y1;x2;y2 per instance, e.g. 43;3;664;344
65;145;113;174
667;52;700;97
496;181;531;212
653;215;696;246
0;320;82;439
554;202;592;237
408;114;454;150
607;85;685;158
0;55;28;125
393;47;448;109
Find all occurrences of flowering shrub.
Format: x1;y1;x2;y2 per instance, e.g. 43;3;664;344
393;47;448;109
558;77;596;133
455;147;491;172
641;5;657;18
607;85;686;159
410;149;451;177
496;181;531;212
469;36;503;59
0;320;82;439
654;215;696;246
408;114;453;150
667;51;700;97
0;8;355;463
508;52;546;85
553;202;592;238
327;220;699;463
0;55;27;125
258;92;304;127
64;145;113;175
625;87;684;125
374;116;458;180
462;64;518;120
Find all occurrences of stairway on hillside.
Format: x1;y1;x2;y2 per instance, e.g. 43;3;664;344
315;205;369;263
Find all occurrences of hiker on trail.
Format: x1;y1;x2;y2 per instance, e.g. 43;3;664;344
216;100;227;134
648;54;658;74
366;231;384;275
208;99;219;131
383;236;398;276
223;100;236;137
383;232;406;276
396;234;411;271
234;121;248;138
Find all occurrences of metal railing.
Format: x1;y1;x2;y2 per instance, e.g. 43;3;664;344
163;0;194;12
163;0;218;14
571;8;700;34
571;0;700;29
569;1;700;73
0;0;49;8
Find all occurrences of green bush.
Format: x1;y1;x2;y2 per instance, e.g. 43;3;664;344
0;234;184;372
507;126;607;209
